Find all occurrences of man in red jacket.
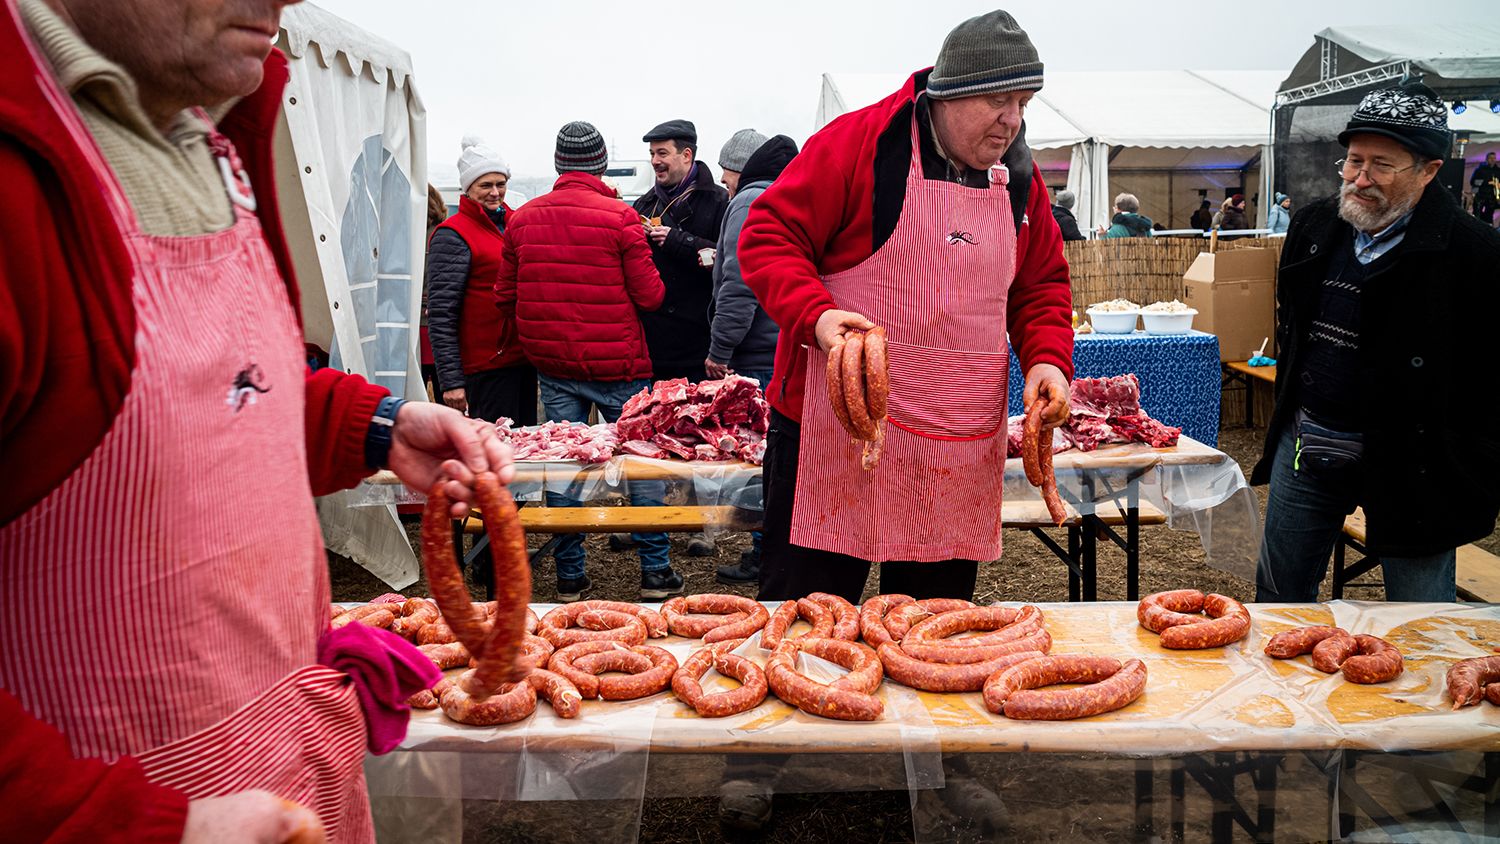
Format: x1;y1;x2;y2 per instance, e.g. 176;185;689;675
0;0;509;840
497;121;682;602
738;9;1074;607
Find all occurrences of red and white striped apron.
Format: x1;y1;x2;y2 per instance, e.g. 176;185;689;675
792;113;1018;563
0;73;373;840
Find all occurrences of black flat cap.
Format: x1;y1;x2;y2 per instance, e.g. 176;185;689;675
643;119;697;144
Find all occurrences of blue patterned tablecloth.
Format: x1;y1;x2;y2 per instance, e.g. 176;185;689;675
1007;330;1221;446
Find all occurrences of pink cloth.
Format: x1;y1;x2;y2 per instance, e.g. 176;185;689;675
318;623;441;754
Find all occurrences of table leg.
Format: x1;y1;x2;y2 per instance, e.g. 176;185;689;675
1338;750;1356;838
1068;526;1081;602
1126;481;1141;602
1211;752;1232;841
1082;516;1098;602
1135;758;1155;838
1245;373;1255;428
1171;760;1185;842
1255;755;1277;843
1488;751;1499;838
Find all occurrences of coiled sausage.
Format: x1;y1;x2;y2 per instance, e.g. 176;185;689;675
983;655;1147;720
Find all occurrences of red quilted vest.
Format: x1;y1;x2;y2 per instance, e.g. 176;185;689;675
434;197;525;374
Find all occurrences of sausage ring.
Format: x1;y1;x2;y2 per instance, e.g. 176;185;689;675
537;605;649;648
662;594;770;642
672;639;769;717
983;655;1148;720
766;639;883;721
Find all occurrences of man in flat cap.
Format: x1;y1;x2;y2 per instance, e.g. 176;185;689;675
737;10;1073;605
1252;81;1500;602
632;119;729;386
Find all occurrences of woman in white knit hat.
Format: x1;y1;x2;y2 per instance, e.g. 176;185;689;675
425;137;537;424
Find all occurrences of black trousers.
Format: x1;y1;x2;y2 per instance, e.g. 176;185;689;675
465;364;539;425
756;410;979;604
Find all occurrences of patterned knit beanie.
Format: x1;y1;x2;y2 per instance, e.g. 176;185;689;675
1337;81;1452;161
555;121;609;175
928;10;1043;100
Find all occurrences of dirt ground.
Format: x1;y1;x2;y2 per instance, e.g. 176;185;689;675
328;423;1497;842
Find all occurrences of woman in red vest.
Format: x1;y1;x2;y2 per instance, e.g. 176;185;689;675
426;138;538;423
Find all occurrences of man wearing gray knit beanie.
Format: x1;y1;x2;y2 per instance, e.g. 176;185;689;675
497;121;677;603
725;10;1071;831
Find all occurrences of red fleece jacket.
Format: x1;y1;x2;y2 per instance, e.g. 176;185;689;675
0;10;386;838
738;70;1074;422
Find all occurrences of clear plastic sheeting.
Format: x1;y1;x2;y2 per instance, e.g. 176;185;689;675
364;601;1499;841
349;457;765;541
1003;436;1261;581
348;438;1253;567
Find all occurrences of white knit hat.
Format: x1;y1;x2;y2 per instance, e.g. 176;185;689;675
457;134;509;192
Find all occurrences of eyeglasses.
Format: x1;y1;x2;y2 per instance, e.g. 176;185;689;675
1336;158;1418;184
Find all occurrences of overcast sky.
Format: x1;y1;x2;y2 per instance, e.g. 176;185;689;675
308;0;1488;192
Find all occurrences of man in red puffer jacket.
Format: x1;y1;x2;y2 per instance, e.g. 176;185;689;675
496;120;681;603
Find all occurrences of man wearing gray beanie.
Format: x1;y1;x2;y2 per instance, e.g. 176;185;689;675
723;9;1072;831
718;128;767;197
738;7;1072;604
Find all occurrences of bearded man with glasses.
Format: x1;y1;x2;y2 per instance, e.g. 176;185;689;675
1250;81;1500;603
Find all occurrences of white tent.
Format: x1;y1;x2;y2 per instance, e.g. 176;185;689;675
275;3;428;588
816;70;1280;232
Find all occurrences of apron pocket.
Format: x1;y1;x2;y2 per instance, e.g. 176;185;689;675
886;339;1008;440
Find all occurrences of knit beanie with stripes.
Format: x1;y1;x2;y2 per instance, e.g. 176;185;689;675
927;10;1043;100
555;121;609;175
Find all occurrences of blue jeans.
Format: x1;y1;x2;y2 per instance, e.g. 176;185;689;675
1257;431;1456;602
538;375;669;578
738;368;775;560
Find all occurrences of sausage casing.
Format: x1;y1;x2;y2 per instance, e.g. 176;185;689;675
1448;655;1500;708
1137;589;1208;633
1264;625;1348;659
984;655;1147;720
766;641;882;721
1158;594;1251;649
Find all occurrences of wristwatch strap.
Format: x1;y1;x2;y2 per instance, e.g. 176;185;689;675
364;396;406;470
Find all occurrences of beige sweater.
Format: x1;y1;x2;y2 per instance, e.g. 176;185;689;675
20;0;233;237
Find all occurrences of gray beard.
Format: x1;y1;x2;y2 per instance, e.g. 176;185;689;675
1338;182;1418;233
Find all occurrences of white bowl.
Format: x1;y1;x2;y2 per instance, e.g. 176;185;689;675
1086;308;1140;334
1141;309;1197;335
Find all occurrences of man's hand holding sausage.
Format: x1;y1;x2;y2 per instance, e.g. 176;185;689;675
387;403;514;517
814;309;877;353
1024;363;1070;430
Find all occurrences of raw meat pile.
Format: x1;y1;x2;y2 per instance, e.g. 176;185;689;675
493;419;619;463
1005;374;1181;458
1067;374;1180;451
615;375;771;464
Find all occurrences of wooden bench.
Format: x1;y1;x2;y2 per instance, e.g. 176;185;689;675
464;505;759;535
1335;507;1500;602
460;498;1168;602
1222;361;1277;428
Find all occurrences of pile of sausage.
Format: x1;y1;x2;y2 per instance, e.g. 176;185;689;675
862;596;1146;720
826;326;889;469
1264;626;1404;684
1020;399;1069;527
1137;589;1251;649
374;590;1155;726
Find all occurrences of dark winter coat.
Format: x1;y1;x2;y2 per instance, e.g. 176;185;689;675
1051;205;1085;241
1251;180;1500;556
709;136;798;373
1104;212;1153;238
632;161;729;376
426;197;524;390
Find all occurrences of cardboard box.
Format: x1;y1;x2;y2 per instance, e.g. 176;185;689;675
1181;248;1277;362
